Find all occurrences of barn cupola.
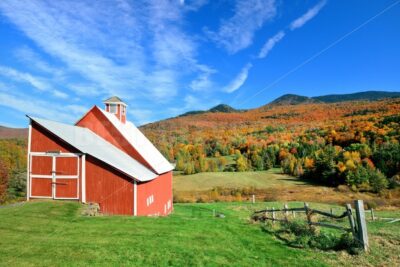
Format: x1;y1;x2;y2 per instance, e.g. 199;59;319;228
104;96;127;124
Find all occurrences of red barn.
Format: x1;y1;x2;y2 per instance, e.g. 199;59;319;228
26;96;174;216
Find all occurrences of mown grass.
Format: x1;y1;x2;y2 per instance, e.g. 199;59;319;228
0;201;399;266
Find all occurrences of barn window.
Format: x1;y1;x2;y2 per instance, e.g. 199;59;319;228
109;104;117;114
146;195;154;206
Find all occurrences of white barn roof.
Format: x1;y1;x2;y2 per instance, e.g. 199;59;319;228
97;107;174;174
29;116;158;182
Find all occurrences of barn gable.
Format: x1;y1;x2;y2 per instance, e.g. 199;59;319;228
76;104;173;175
75;106;154;171
98;107;173;174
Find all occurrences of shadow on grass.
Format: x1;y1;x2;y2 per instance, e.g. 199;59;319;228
259;221;362;254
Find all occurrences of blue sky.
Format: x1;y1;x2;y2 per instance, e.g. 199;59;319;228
0;0;399;127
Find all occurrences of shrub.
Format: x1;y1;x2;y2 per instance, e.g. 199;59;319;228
369;169;388;193
267;220;360;253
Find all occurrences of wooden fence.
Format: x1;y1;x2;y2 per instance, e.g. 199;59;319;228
252;200;369;251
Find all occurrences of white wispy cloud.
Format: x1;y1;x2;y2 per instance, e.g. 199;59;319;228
258;31;285;59
223;63;252;93
14;46;62;75
190;65;216;91
0;0;212;104
0;66;49;91
205;0;276;54
290;0;327;30
0;91;85;123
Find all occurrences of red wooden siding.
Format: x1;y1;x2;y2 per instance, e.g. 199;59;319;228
76;107;154;171
31;178;52;197
31;155;52;175
137;172;173;216
56;157;78;176
85;156;134;215
55;179;78;198
31;122;79;153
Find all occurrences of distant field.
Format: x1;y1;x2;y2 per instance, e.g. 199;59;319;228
173;169;400;206
0;201;399;266
173;169;304;191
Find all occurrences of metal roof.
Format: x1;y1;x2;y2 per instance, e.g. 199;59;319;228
28;116;158;182
103;96;125;103
98;107;174;174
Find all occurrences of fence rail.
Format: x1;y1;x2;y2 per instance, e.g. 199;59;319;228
252;200;370;251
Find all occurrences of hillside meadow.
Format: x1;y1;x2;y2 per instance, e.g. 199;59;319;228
0;201;399;266
173;169;400;206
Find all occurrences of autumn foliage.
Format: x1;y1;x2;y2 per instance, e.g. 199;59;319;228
141;99;400;193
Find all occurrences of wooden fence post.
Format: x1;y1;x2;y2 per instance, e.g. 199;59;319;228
304;202;312;227
371;208;375;221
292;210;296;218
252;194;255;204
345;204;357;238
355;200;369;251
272;207;276;224
284;204;289;221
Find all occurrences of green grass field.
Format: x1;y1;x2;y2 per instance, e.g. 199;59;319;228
0;201;399;266
173;168;305;191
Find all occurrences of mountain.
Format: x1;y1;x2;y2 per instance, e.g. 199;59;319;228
268;94;320;106
0;126;28;139
209;104;237;113
313;91;400;103
178;104;238;117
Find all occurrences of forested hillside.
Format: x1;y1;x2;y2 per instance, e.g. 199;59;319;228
0;139;26;203
141;98;400;193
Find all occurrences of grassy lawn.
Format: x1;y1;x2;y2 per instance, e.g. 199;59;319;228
0;201;399;266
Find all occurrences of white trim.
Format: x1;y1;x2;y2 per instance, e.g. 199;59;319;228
27;124;32;200
81;154;86;203
29;152;81;157
30;196;53;199
133;180;137;216
54;197;79;200
31;175;78;179
52;156;56;199
103;101;127;106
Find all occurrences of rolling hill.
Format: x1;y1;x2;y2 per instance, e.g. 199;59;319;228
0;126;28;139
313;90;400;103
173;90;400;120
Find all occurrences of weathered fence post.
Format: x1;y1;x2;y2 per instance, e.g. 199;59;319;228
345;204;357;238
292;210;296;218
252;194;255;204
304;202;312;227
284;204;289;221
330;208;333;215
371;208;375;221
355;200;369;251
272;207;276;224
